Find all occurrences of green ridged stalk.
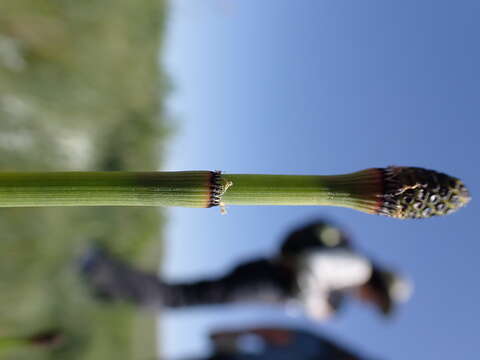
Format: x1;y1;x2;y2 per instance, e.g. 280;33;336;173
0;167;470;219
221;172;381;211
0;171;213;208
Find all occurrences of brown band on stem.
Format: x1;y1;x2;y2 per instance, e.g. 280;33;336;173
207;171;223;208
332;167;385;215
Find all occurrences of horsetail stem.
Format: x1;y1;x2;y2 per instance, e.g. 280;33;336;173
0;171;216;208
0;167;470;219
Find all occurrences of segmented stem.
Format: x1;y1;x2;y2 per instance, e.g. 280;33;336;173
0;167;469;218
221;169;383;214
0;171;215;208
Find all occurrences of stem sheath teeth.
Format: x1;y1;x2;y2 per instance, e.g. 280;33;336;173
208;171;232;208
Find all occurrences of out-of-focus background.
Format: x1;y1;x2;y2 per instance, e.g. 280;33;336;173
1;1;479;360
0;1;168;359
161;1;479;359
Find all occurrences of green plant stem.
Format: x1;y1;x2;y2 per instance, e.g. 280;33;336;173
0;170;380;213
221;172;379;211
0;171;214;208
0;168;468;218
221;174;347;206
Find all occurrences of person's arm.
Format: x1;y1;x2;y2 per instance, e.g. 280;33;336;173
165;259;294;307
81;249;293;308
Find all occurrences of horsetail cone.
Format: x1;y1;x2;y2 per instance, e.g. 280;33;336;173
378;166;471;219
0;167;469;219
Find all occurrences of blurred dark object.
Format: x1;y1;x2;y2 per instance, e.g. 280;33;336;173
26;328;64;348
80;220;411;321
0;328;64;355
187;326;378;360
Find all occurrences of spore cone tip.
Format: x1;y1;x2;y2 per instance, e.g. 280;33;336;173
378;166;470;219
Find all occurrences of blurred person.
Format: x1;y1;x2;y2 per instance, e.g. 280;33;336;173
80;220;412;321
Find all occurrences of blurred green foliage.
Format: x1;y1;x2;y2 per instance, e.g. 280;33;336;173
0;0;169;359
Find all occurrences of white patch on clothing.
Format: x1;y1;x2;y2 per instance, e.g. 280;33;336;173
297;249;372;320
301;249;372;290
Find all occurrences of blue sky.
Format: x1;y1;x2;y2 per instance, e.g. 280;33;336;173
159;1;480;359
